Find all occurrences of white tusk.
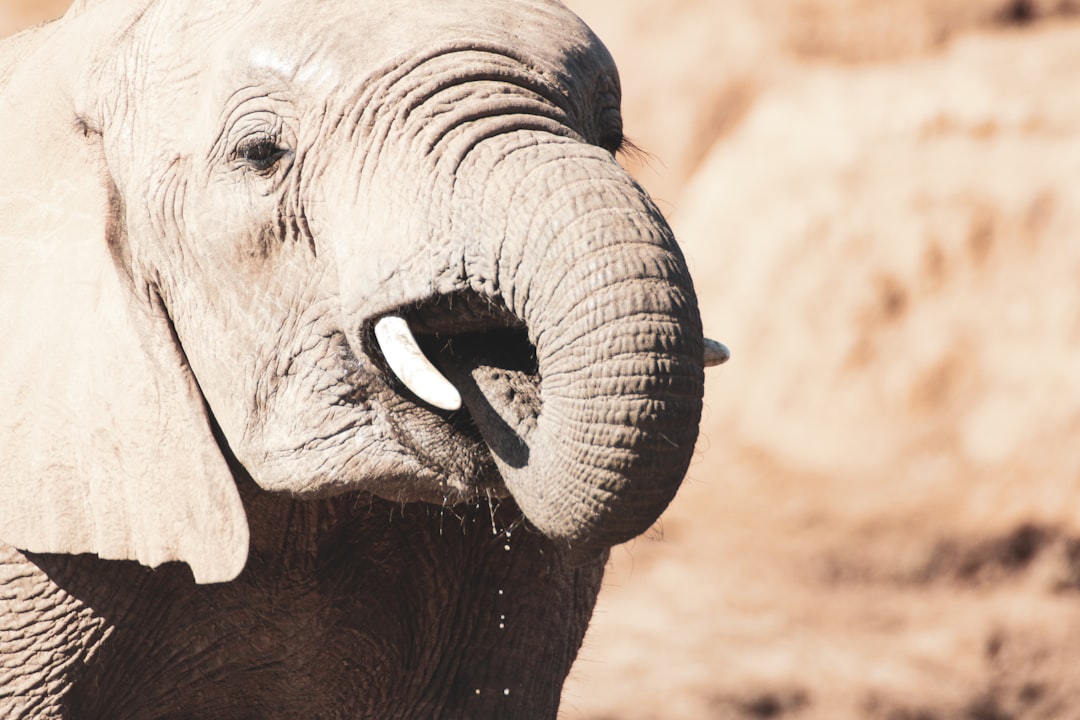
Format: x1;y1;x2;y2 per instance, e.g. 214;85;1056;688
704;338;731;367
374;316;462;411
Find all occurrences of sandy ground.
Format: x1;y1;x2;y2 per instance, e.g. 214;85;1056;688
6;2;1080;718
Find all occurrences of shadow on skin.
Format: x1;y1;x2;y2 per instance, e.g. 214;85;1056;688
28;466;605;719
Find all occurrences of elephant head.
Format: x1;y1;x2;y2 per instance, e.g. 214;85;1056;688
0;0;726;583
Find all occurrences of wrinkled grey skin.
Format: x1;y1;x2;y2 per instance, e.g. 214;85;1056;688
0;0;705;717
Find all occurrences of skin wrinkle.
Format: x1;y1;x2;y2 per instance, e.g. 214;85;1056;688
527;219;674;333
598;329;700;368
85;3;155;132
561;367;697;406
471;137;550;315
241;298;355;460
388;55;568;144
457;137;581;324
431;134;524;298
427;105;577;177
207;86;264;160
501;149;615;315
386;43;576;120
469;141;531;298
413;65;575;145
149;157;188;249
253;309;319;430
543;350;688;393
561;235;686;289
289;142;325;253
553;278;695;349
283;155;316;255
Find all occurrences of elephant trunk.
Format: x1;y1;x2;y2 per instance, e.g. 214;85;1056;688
452;133;705;552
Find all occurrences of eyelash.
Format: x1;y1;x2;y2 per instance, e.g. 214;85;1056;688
600;131;625;155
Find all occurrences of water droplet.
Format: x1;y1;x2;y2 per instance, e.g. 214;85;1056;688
475;689;481;696
498;589;504;595
499;623;505;629
504;688;511;696
504;544;511;551
500;614;506;620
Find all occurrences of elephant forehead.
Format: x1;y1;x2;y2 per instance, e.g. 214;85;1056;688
199;0;610;89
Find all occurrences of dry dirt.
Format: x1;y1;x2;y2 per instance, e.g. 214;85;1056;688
5;2;1080;719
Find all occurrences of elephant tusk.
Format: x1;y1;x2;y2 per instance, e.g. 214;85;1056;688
373;316;462;412
703;338;731;367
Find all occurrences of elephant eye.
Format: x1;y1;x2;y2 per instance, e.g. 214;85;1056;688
235;135;286;172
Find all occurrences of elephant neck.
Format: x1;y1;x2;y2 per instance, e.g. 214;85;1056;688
3;483;606;718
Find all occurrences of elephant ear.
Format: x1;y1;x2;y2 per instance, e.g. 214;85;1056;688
0;20;249;584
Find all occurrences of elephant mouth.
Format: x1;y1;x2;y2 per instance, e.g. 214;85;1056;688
366;293;543;490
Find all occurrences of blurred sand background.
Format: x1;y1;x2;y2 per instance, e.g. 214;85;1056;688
5;2;1080;718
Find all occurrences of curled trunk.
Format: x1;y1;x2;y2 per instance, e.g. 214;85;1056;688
336;127;705;553
451;133;705;552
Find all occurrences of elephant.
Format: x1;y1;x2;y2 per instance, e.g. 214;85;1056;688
0;0;728;717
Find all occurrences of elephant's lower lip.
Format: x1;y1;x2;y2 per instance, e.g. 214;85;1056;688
422;333;541;468
364;291;542;491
